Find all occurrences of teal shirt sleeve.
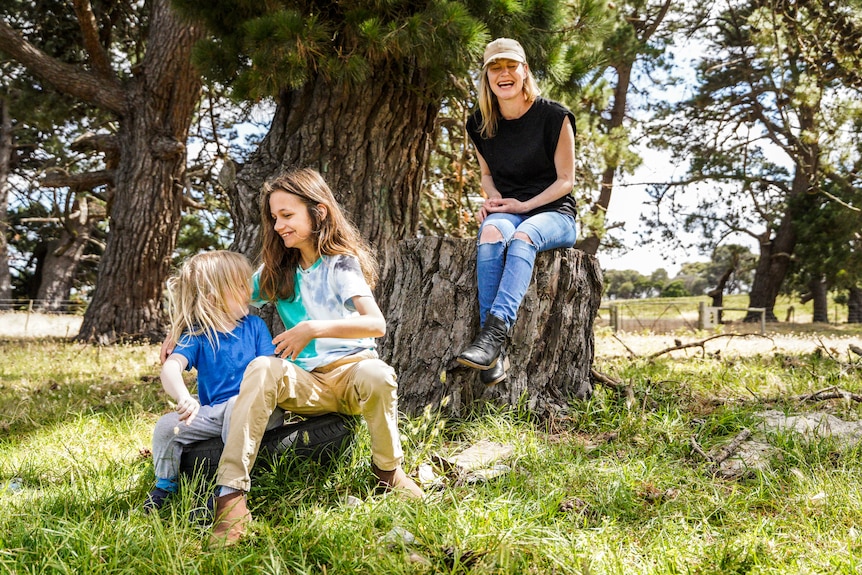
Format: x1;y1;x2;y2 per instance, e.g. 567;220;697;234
250;270;265;309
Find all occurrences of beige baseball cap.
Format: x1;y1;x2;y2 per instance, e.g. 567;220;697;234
483;38;527;67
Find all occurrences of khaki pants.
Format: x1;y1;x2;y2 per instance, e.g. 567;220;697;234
216;350;404;491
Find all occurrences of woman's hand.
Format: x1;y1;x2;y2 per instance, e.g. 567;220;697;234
483;197;528;215
273;321;317;361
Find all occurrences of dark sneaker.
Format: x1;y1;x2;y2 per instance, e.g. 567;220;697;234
143;487;173;513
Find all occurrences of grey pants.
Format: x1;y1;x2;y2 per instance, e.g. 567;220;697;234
151;396;284;482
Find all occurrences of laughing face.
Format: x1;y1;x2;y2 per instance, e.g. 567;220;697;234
485;58;527;102
269;190;319;266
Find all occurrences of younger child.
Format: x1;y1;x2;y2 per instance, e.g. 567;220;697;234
146;250;276;512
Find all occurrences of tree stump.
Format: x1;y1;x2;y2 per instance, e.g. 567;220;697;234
376;237;603;417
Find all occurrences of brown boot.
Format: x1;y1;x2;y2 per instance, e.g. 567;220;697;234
371;462;424;500
208;491;250;548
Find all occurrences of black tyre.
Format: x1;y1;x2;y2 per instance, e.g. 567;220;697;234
179;413;357;478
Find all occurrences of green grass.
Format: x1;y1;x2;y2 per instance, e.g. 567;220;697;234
2;338;862;573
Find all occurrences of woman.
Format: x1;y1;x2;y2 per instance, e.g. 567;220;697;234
457;37;578;385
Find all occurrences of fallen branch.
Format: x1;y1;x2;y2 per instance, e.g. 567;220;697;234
815;337;839;361
709;428;752;466
611;334;639;359
591;369;636;409
797;385;862;403
646;333;774;360
691;428;752;476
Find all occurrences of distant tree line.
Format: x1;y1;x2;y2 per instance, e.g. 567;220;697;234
603;244;757;299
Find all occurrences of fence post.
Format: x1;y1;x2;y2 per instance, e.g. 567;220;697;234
610;304;619;333
25;299;34;334
698;302;706;330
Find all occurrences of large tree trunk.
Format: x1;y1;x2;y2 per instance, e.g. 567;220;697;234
800;276;829;323
707;264;736;324
577;61;632;256
33;197;96;312
746;105;818;323
375;238;602;417
847;286;862;324
0;97;11;308
77;1;203;342
228;69;437;263
745;219;793;323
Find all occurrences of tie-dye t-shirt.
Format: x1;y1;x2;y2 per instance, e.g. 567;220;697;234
250;254;375;371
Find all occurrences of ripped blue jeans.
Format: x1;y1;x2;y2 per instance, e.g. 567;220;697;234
476;211;577;328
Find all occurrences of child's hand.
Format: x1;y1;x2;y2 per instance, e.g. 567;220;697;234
176;395;200;425
273;322;316;361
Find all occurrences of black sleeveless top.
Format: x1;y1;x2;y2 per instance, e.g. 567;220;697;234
466;97;576;218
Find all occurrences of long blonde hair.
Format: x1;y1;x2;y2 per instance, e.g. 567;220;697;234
477;61;540;139
166;250;253;349
258;168;378;302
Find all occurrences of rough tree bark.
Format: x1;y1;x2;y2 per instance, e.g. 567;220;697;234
76;2;203;341
746;104;818;323
374;238;602;417
0;0;203;341
228;68;437;269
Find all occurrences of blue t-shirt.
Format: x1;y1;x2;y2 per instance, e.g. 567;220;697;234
251;254;375;371
173;315;275;406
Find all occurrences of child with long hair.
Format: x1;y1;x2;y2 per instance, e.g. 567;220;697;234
146;250;276;512
205;168;423;546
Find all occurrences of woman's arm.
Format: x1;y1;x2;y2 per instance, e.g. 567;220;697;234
475;151;502;224
483;116;575;215
272;295;386;360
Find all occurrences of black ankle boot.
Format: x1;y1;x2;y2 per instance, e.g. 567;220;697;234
457;314;508;370
480;350;509;386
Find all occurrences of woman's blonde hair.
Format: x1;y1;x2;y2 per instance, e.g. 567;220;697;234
166;250;253;349
258;168;378;302
477;60;540;139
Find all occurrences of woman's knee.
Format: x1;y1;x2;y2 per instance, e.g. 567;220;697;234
513;231;533;245
479;224;504;244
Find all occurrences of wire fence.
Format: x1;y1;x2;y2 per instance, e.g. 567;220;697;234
0;299;87;315
596;300;766;335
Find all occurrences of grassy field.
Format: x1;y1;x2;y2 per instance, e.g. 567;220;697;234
597;293;851;334
1;331;862;574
